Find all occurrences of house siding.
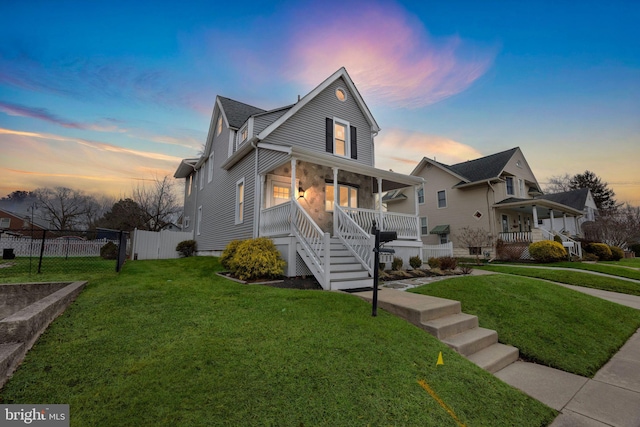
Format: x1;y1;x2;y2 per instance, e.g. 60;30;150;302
261;77;374;167
253;109;290;136
258;149;289;175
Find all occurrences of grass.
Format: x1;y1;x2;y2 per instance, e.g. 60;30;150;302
411;274;640;377
603;258;640;268
0;256;117;281
543;261;640;280
0;257;556;426
479;265;640;296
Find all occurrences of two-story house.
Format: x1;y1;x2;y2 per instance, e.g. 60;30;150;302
174;68;424;290
385;147;584;259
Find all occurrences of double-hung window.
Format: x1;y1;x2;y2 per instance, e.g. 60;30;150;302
437;190;447;208
208;152;214;183
506;177;514;196
417;187;425;204
420;217;428;235
326;118;357;159
325;184;358;211
334;120;348;157
235;178;245;224
518;179;525;197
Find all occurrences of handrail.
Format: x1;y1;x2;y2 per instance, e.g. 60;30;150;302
334;204;374;275
539;227;583;258
341;207;419;240
291;199;329;286
260;203;292;236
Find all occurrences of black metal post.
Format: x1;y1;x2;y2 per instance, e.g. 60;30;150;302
372;222;380;317
37;230;46;274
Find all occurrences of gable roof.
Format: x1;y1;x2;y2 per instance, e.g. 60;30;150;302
257;67;380;141
446;147;519;183
539;188;592;211
217;97;266;129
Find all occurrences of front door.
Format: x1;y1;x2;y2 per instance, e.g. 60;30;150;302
501;214;509;233
266;175;297;208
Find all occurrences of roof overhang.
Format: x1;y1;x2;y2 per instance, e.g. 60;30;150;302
429;224;450;234
173;158;199;178
494;198;583;217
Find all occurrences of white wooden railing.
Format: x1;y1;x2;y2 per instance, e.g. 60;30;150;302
341;207;419;240
422;242;454;260
540;228;583;258
498;231;532;243
334;205;374;275
260;203;292;236
291;200;330;289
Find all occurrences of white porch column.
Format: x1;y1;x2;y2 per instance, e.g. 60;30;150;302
549;209;555;232
414;184;421;241
291;158;297;236
575;216;580;235
532;205;539;228
563;213;567;233
377;177;383;231
333;167;339;236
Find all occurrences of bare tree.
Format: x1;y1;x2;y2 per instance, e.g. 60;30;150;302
131;175;182;231
543;173;572;194
456;226;492;264
33;187;97;230
583;204;640;248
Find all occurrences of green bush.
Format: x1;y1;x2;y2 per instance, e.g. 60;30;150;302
391;257;403;270
582;252;599;262
409;256;422;269
554;235;563;244
378;262;386;271
427;257;440;269
631;243;640;257
228;237;285;281
529;240;567;263
586;243;612;261
176;240;197;257
100;241;119;260
438;256;458;270
220;240;242;270
609;246;624;261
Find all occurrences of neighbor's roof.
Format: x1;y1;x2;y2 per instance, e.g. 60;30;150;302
217;97;266;129
445;147;519;183
539;188;591;211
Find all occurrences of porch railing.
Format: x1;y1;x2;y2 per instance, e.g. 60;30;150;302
540;228;583;259
334;205;374;275
498;231;532;243
291;200;330;289
341;207;419;240
260;203;291;236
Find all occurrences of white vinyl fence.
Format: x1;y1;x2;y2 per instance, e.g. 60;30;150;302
0;235;117;257
422;242;454;260
131;229;193;260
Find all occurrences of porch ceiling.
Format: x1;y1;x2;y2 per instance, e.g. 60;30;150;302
261;144;424;192
494;198;583;218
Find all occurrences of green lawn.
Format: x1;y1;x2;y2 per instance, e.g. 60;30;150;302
0;256;117;281
411;274;640;377
480;265;640;296
603;258;640;268
0;257;556;426
544;261;640;280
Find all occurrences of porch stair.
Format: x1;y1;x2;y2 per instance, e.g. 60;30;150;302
355;289;518;373
296;238;372;291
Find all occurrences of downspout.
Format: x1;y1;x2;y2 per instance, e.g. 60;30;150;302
486;181;496;261
251;139;260;238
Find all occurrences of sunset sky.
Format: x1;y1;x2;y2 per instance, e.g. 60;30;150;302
1;0;638;204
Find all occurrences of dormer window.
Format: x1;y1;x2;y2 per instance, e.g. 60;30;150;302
237;125;248;147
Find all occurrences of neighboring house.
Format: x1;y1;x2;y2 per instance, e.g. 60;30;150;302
539;188;597;237
0;208;46;239
174;68;424;290
385;147;584;259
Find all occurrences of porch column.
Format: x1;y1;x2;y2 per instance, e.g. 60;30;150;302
575;216;580;235
377;177;383;231
333;167;339;235
563;213;567;233
414;184;421;241
291;158;297;236
549;209;555;232
532;205;539;228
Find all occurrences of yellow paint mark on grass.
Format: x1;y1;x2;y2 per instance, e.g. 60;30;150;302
418;379;466;427
437;351;444;366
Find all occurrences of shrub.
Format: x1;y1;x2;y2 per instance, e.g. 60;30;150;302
438;256;457;271
378;262;386;271
554;235;563;244
460;264;474;275
529;240;567;263
176;240;197;257
427;257;440;269
391;257;403;271
582;252;599;262
409;256;422;269
630;243;640;257
100;241;118;260
609;246;624;261
586;243;612;261
220;240;242;270
228;237;285;281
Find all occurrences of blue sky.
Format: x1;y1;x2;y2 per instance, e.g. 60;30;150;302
1;0;638;204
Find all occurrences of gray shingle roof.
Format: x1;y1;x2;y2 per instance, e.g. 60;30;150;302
539;188;589;211
218;97;266;129
445;147;519;183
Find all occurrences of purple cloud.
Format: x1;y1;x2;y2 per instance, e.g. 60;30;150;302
0;101;85;129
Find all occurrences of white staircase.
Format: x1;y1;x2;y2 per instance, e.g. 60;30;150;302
297;238;372;291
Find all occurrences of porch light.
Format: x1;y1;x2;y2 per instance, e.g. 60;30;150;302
298;186;305;199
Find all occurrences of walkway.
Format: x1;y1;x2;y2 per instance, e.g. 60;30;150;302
374;268;640;426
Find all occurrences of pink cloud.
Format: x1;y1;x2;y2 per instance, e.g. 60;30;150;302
286;3;496;108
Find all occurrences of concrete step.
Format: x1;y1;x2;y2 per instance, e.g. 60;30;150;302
421;313;479;339
331;278;374;290
467;343;519;373
442;327;498;356
0;342;24;386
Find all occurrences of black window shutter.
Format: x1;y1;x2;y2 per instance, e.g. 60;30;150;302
325;118;333;153
350;126;357;159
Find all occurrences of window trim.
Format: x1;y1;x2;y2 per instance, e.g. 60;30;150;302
420;217;428;235
0;218;10;229
417;186;425;205
208;152;214;183
325;183;358;212
199;166;205;190
439;233;449;244
235;178;245;224
335;87;347;102
506;176;515;196
333;117;350;158
518;178;525;197
437;190;447;209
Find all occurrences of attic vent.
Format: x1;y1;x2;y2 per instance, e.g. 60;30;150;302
426;163;432;169
516;160;522;168
473;211;483;220
335;88;346;102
